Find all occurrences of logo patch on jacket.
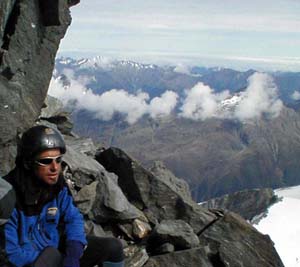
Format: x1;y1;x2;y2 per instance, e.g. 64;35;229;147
47;207;58;216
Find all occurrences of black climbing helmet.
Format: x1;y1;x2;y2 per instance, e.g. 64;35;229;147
17;125;66;162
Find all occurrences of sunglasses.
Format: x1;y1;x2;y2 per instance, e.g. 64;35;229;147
35;155;63;166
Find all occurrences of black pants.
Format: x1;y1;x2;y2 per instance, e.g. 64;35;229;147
32;236;124;267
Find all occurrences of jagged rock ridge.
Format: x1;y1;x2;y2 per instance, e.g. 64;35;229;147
0;0;73;175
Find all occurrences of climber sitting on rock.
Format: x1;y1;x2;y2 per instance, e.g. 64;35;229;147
3;125;124;267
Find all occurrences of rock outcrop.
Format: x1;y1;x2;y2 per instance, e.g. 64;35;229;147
76;142;284;266
0;0;74;175
96;148;217;233
200;188;278;221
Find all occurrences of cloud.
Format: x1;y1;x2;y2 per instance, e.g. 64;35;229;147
149;91;178;118
179;72;283;121
235;72;283;120
173;64;191;75
48;75;178;124
49;70;282;124
179;83;230;120
291;90;300;100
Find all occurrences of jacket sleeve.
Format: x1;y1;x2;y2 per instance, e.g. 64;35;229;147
59;187;87;245
4;209;39;267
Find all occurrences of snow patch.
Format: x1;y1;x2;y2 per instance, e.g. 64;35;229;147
255;186;300;267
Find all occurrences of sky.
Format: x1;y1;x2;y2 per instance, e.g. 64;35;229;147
58;0;300;71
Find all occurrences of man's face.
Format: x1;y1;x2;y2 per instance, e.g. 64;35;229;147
34;148;62;185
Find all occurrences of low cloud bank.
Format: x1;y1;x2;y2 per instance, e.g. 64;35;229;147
291;90;300;101
49;71;283;124
179;83;230;120
180;72;283;121
235;73;283;120
49;70;178;124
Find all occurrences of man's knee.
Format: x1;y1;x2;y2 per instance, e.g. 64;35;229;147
33;247;63;267
85;236;124;262
106;238;124;262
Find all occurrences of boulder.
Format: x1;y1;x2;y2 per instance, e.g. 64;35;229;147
96;147;217;233
147;219;199;253
153;243;175;254
39;96;74;135
64;136;97;157
0;141;17;176
198;211;284;267
200;188;277;221
124;246;149;267
0;177;15;224
143;247;213;267
75;181;98;215
90;173;145;223
63;145;106;187
40;112;74;136
132;219;152;239
84;220;106;238
40;95;64;118
149;161;192;202
63;145;144;223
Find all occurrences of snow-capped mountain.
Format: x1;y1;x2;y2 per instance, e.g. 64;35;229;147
255;185;300;267
56;56;158;72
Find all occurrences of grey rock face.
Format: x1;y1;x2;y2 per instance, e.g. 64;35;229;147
0;0;74;174
132;219;152;239
63;143;144;223
96;147;217;233
149;160;192;202
39;96;74;135
124;246;149;267
90;173;145;223
198;211;284;267
75;181;99;215
64;136;97;156
40;95;64;118
144;247;214;267
148;219;200;252
0;177;15;224
63;145;106;187
0;0;16;47
200;188;278;221
84;220;106;238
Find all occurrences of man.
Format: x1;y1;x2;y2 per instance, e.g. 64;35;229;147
3;125;124;267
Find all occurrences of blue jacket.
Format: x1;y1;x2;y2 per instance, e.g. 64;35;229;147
4;178;87;267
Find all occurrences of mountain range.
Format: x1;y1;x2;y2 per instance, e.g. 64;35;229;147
51;57;300;201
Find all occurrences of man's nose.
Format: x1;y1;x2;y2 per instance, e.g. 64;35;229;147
49;160;59;171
